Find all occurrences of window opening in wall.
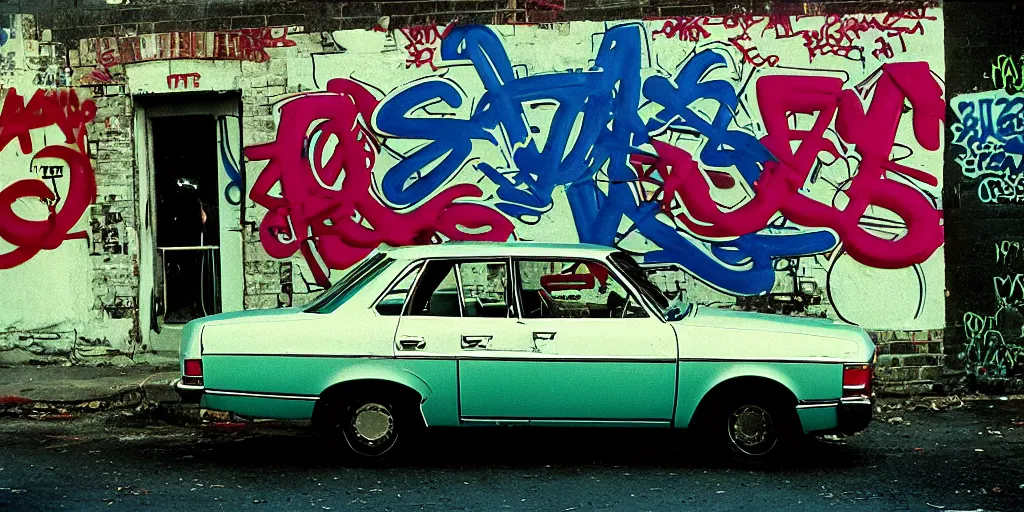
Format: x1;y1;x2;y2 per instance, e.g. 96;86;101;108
152;115;221;324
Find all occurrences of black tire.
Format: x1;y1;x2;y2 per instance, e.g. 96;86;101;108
317;390;420;460
700;391;799;464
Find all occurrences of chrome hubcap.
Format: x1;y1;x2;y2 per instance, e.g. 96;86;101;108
351;403;393;445
728;405;774;455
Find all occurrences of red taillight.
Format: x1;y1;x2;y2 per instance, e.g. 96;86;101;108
843;364;872;398
183;359;204;386
184;359;203;377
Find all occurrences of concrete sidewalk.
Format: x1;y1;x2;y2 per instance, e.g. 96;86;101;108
0;364;180;415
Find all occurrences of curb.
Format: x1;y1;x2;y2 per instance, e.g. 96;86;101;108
0;381;181;420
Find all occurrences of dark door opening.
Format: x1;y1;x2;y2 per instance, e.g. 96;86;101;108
152;115;222;324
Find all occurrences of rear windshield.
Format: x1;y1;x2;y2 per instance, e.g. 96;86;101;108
305;253;393;313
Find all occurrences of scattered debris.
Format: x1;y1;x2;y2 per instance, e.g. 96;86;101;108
874;396;966;423
115;485;149;496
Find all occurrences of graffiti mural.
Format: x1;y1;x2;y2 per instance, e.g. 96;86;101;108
249;11;945;328
0;88;97;268
952;50;1024;380
991;53;1024;95
951;90;1024;204
962;299;1024;380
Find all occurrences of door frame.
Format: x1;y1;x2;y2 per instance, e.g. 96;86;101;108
135;95;244;352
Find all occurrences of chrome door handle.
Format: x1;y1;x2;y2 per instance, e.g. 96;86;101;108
461;335;492;349
533;332;556;341
398;336;426;350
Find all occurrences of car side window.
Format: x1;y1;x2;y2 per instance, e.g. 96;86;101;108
375;263;422;316
405;261;461;317
516;259;648;319
458;261;510;318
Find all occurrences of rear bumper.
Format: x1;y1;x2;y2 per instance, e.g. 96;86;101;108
799;396;873;435
837;397;873;434
173;378;204;404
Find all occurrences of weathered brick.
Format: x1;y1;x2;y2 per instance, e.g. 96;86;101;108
878;355;901;367
244;242;273;262
902;354;940;367
918;366;944;382
244;294;278;310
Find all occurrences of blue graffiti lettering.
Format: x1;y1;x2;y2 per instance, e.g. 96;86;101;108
373;24;839;295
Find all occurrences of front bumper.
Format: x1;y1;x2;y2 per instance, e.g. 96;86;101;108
173;378;204;404
837;397;873;434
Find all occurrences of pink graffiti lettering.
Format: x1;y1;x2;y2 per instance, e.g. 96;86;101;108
0;88;97;269
399;24;453;70
166;72;201;90
246;78;515;287
651;62;944;269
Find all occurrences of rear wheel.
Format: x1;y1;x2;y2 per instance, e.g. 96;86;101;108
700;391;798;463
317;390;420;460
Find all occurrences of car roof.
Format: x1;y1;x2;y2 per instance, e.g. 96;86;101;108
381;241;618;260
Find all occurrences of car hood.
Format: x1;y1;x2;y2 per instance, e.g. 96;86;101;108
686;307;866;340
676;307;875;362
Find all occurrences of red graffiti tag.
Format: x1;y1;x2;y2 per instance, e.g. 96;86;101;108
649;9;933;68
653;17;712;42
0;89;97;269
167;72;201;90
775;10;933;62
399;24;453;70
246;78;514;287
650;62;944;269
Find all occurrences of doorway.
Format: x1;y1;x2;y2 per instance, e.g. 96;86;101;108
135;95;244;353
153;115;221;323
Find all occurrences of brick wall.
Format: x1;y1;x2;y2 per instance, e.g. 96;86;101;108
872;330;945;395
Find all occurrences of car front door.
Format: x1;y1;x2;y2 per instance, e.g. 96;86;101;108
457;257;679;425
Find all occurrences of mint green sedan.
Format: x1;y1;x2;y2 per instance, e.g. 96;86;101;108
175;242;875;462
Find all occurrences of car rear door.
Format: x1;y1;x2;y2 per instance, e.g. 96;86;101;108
457;257;678;425
390;258;526;426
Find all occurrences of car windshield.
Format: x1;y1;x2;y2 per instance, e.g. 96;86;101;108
304;252;393;313
608;252;691;320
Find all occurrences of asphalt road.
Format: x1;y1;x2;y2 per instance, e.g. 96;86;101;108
1;400;1022;511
